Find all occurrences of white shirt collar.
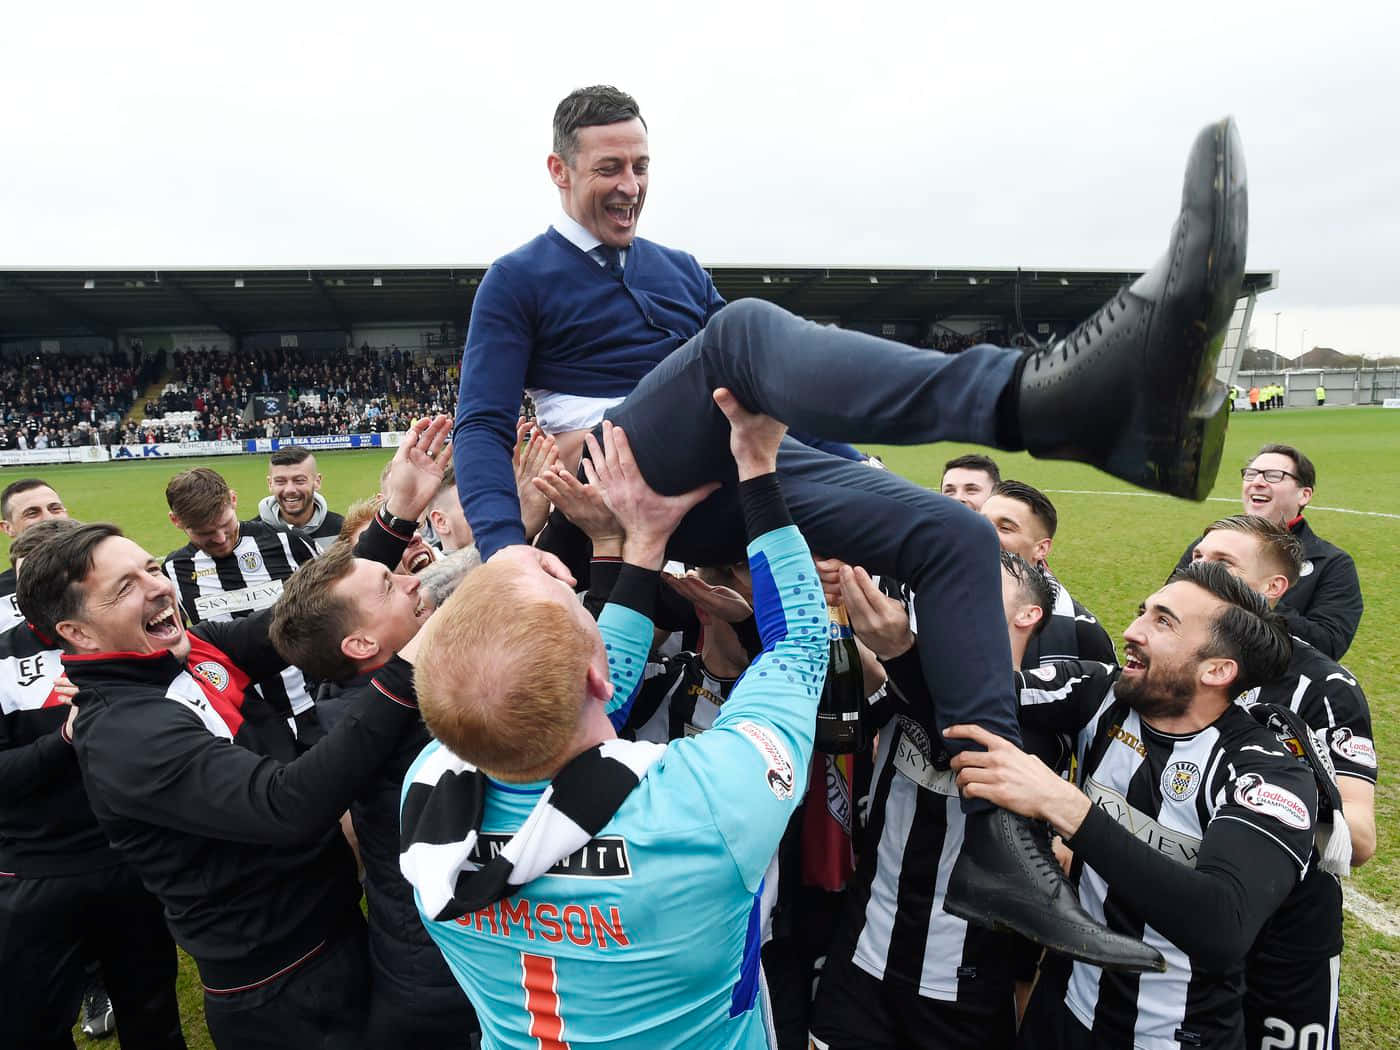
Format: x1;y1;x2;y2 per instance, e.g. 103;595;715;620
552;211;626;268
553;211;601;254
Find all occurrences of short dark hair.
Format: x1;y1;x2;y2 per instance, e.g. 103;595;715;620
16;523;125;644
1251;443;1316;489
9;517;83;568
553;85;646;164
269;542;362;682
944;454;1001;484
165;468;233;528
1202;514;1303;586
269;446;314;468
990;480;1058;539
1000;550;1056;638
2;478;54;521
1166;559;1292;694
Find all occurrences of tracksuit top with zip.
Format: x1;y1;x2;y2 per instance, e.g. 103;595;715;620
66;515;420;990
0;618;122;876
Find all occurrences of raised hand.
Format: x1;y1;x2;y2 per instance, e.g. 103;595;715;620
513;421;559;542
532;463;623;555
663;571;752;623
582;421;719;570
712;387;786;480
382;415;452;523
839;563;914;660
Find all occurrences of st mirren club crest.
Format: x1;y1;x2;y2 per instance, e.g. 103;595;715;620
1160;760;1201;802
240;549;263;573
192;660;230;692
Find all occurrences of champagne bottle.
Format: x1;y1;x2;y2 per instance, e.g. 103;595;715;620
815;601;867;754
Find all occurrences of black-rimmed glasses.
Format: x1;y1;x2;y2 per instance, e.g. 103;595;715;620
1241;467;1299;483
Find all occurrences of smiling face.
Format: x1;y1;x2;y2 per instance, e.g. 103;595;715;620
334;558;429;667
942;467;996;510
59;536;190;661
549;118;649;249
268;455;321;526
1240;451;1312;525
1;485;68;538
1117;580;1229;722
398;533;435;574
981;494;1053;567
171;496;241;560
1191;527;1290;604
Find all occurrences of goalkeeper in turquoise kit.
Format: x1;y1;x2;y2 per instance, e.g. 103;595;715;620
400;390;827;1048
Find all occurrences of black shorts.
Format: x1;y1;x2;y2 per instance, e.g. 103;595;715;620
809;951;1014;1050
1245;951;1340;1050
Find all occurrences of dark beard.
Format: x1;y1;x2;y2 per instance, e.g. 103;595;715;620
1116;663;1195;722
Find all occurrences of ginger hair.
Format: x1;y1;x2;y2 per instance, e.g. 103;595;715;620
416;558;594;781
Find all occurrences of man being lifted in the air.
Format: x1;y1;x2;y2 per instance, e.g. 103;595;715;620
453;84;1247;967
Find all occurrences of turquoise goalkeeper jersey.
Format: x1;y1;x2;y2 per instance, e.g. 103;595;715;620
403;523;826;1049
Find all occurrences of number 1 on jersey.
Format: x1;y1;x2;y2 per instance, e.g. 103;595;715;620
521;951;570;1049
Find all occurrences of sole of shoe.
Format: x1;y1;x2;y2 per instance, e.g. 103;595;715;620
1110;118;1247;501
943;893;1167;974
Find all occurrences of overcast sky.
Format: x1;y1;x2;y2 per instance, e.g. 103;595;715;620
4;2;1396;357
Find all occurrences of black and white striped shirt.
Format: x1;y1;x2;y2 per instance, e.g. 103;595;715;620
1019;662;1318;1050
0;619;118;874
1240;637;1376;964
836;709;1015;1004
625;652;738;744
1024;569;1116;668
0;567;22;634
162;521;317;718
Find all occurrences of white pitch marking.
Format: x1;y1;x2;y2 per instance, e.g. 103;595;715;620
1342;883;1400;938
1042;490;1400;522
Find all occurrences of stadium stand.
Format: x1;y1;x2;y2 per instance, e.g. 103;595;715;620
0;264;1279;451
0;348;159;450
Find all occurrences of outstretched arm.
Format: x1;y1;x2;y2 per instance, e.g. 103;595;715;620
453;264;535;559
582;421;718;726
950;723;1316;971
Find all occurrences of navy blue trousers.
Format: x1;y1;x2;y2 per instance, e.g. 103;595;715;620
605;298;1026;769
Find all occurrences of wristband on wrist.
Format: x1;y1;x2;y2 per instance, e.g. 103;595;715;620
377;505;418;539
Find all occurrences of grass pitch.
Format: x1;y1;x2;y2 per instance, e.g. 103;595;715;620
4;405;1394;1047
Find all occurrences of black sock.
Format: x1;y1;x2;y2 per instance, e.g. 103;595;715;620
994;353;1029;450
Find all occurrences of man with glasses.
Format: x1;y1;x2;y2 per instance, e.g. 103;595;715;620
1173;443;1361;658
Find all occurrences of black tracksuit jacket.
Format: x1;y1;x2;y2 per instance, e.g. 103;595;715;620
1175;515;1363;659
65;517;421;990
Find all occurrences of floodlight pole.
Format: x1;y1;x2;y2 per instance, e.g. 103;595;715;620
1273;311;1280;357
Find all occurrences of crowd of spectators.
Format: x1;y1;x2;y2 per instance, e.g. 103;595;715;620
3;329;990;451
919;328;985;352
1;344;461;449
0;350;158;451
136;345;460;442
